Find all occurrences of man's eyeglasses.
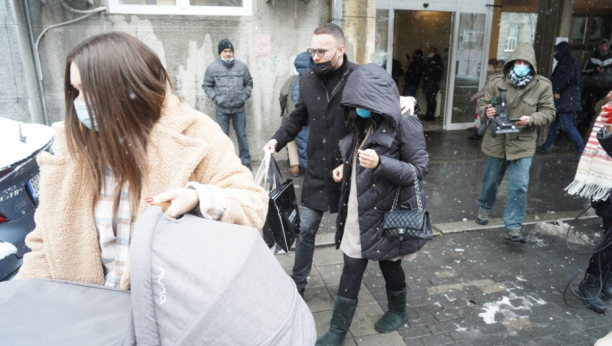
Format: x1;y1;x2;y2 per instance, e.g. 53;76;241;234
307;46;341;58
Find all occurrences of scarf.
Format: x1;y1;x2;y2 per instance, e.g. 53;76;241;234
95;168;136;288
508;69;533;88
565;115;612;201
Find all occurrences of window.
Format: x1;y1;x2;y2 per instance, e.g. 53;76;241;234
107;0;252;16
505;24;518;52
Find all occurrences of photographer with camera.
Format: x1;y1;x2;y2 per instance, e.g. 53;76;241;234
474;43;555;242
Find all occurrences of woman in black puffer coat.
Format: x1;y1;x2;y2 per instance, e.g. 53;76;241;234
316;64;429;346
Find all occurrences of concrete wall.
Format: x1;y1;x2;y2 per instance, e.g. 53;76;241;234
19;0;329;161
0;0;45;124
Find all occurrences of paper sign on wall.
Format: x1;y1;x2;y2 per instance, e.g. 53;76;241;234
256;34;271;57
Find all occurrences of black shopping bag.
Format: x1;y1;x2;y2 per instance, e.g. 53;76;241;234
258;156;300;253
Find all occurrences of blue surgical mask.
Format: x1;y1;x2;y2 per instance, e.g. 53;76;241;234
513;65;531;78
74;100;98;131
356;108;371;118
221;57;234;62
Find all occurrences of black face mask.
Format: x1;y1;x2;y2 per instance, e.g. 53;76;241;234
313;49;340;76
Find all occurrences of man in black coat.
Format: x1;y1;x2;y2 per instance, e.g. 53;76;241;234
422;47;444;121
403;50;425;97
264;23;416;296
537;41;585;161
584;39;612;122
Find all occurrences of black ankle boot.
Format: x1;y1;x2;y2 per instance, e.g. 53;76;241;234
578;274;607;314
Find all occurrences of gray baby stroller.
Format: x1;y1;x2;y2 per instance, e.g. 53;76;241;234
0;207;315;345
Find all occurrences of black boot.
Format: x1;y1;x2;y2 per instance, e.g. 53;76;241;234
578;273;607;314
315;295;358;346
375;288;409;333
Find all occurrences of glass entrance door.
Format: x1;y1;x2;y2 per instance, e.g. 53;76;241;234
446;13;488;129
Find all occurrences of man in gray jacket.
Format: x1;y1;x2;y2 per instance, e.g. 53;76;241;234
203;39;254;169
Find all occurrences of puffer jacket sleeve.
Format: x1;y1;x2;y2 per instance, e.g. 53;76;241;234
193;118;269;230
527;78;556;127
373;115;429;186
202;65;217;102
243;65;253;99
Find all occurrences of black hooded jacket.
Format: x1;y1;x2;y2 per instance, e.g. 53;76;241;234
336;64;430;261
552;41;583;112
272;56;359;213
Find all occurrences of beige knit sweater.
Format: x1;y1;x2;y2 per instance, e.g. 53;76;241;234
16;95;269;289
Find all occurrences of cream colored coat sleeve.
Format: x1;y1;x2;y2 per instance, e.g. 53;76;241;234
189;117;269;230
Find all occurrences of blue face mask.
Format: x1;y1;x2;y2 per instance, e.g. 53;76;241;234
74;100;98;131
513;65;531;78
221;57;234;62
356;108;371;118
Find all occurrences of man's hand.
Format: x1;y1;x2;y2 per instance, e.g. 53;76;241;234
264;139;278;154
358;149;379;169
400;96;416;116
516;116;530;126
332;164;344;182
598;66;605;73
486;105;496;119
554;93;560;100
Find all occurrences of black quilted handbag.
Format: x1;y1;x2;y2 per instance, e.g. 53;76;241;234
382;163;433;241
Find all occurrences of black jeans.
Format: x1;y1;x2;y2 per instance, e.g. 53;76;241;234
587;218;612;278
424;91;438;119
337;254;406;300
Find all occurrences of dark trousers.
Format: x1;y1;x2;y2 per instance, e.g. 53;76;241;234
587;214;612;278
403;84;418;97
424;91;438;119
291;206;324;291
337;254;406;300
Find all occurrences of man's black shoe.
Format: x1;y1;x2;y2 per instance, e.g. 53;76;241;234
579;274;607;314
468;134;482;142
421;116;436;122
298;288;305;299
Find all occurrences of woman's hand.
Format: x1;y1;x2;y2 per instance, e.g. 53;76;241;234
358;149;379;169
333;164;344;182
145;188;199;218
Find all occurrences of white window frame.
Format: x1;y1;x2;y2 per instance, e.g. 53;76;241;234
106;0;252;16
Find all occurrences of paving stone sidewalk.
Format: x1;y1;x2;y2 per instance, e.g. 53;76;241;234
275;219;612;346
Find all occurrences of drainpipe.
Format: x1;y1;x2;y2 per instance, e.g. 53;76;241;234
331;0;342;27
23;0;49;125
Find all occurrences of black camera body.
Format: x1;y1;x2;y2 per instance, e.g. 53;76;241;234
477;88;521;138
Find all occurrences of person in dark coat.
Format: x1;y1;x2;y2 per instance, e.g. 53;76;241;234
403;50;426;97
537;41;585;160
264;24;417;298
568;94;612;314
316;64;429;346
583;39;612;124
422;47;444;121
391;58;404;87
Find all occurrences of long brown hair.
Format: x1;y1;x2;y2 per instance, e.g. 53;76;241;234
64;32;174;213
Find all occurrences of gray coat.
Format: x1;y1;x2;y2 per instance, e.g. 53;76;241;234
336;64;430;261
202;59;253;114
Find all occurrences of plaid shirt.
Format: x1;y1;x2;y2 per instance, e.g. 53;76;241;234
94;168;135;288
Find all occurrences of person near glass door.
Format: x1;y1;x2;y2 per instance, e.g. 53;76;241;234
403;50;425;97
421;47;443;122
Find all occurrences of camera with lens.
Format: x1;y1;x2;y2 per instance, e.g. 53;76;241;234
477;88;521;138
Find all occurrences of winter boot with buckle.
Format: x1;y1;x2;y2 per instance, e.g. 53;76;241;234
578;273;607;314
315;295;358;346
375;287;409;333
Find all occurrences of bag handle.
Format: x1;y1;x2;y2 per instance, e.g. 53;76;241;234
269;156;283;191
391;163;423;212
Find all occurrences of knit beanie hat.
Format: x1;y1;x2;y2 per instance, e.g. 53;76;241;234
218;39;233;55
